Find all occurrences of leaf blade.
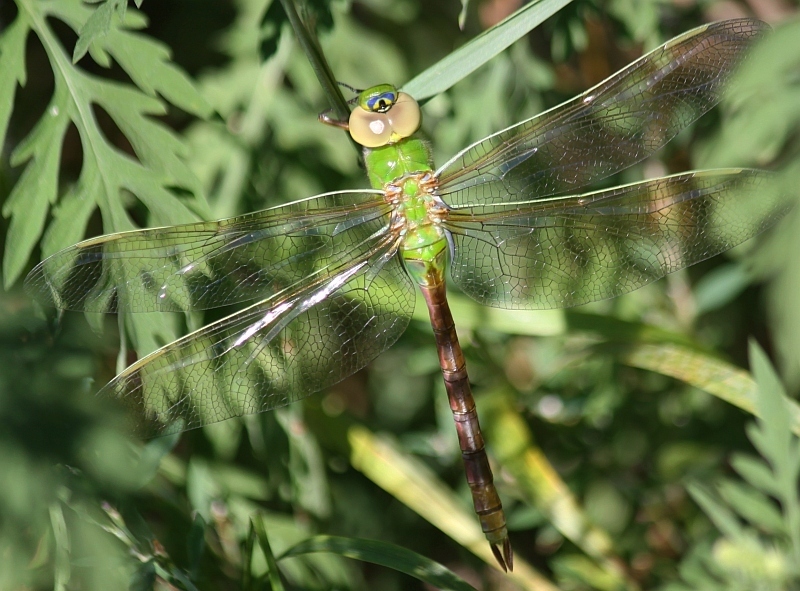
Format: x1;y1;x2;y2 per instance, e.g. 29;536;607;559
402;0;574;101
282;535;478;591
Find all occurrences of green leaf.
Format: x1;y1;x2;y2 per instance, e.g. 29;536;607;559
2;83;69;287
566;312;697;347
135;431;180;488
251;516;286;591
748;341;800;561
686;483;744;542
479;391;635;590
281;535;477;591
620;342;800;435
73;0;127;63
242;520;257;591
169;568;200;591
748;342;800;473
40;185;99;258
402;0;575;101
674;542;727;590
275;407;331;519
98;18;212;119
716;479;785;534
551;554;628;591
0;13;29;150
750;342;793;452
347;425;558;590
4;0;215;365
730;453;782;498
692;263;751;316
3;0;211;291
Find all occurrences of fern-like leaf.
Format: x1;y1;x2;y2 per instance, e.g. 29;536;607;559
677;342;800;589
2;0;212;290
747;341;800;564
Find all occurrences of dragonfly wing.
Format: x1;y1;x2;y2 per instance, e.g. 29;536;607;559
25;190;389;312
435;19;768;207
103;236;414;437
444;170;785;309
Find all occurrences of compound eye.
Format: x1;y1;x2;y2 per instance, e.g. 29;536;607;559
348;109;392;148
348;85;422;147
386;92;421;138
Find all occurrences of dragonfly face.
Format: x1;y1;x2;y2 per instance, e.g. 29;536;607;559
348;84;422;147
24;18;784;573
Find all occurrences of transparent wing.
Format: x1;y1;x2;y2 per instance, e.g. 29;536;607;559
444;170;785;309
25;190;390;313
103;235;414;437
435;19;768;207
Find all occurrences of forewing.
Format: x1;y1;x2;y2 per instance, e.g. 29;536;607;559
444;170;785;309
435;19;768;207
25;190;389;312
103;238;414;437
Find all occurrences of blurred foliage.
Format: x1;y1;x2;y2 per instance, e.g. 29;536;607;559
1;0;800;590
667;343;800;591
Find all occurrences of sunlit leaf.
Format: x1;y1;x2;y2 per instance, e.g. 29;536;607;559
347;425;557;590
620;342;800;435
480;391;634;589
3;0;211;292
282;535;478;591
403;0;575;100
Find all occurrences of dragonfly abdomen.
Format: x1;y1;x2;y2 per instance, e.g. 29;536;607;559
419;272;513;571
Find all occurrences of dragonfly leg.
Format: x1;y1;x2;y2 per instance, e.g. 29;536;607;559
318;109;350;130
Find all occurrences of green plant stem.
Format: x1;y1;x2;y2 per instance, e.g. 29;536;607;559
278;0;349;121
252;517;285;591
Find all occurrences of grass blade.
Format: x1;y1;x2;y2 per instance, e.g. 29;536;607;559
281;535;477;591
403;0;574;100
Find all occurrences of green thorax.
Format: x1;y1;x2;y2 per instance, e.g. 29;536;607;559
364;137;447;287
364;137;432;189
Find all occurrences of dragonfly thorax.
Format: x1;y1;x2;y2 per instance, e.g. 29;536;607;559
359;124;448;288
384;172;449;288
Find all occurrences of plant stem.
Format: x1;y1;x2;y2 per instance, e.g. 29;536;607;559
278;0;350;122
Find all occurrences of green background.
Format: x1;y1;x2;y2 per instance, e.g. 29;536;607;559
1;0;800;589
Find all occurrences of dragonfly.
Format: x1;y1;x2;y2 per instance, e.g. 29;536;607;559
25;18;784;572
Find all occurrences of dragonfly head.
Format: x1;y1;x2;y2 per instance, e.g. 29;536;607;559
349;84;421;148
